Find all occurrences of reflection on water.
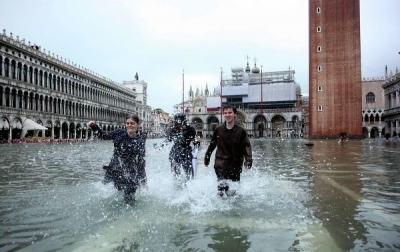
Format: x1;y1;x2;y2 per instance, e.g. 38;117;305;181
0;139;399;251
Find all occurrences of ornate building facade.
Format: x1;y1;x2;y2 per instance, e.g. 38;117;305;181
382;67;400;136
362;77;386;138
0;30;140;142
174;62;304;138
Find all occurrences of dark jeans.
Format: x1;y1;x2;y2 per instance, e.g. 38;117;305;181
214;167;241;195
214;167;241;182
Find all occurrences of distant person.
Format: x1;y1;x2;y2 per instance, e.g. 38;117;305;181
392;131;398;143
338;132;349;143
164;113;197;182
88;114;148;205
338;132;346;143
204;104;252;196
385;133;391;143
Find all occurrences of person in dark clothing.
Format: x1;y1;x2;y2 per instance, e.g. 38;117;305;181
204;104;252;196
88;114;148;204
165;113;198;182
385;133;391;143
392;131;398;143
338;132;346;143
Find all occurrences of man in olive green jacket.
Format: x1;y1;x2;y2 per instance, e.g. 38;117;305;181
204;104;252;196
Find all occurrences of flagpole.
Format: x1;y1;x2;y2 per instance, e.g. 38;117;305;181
220;67;223;123
182;69;184;113
261;65;263;137
261;65;263;116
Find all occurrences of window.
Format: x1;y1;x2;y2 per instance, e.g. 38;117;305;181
317;26;321;32
317;46;322;52
317;66;322;72
4;59;9;77
318;106;323;112
316;7;321;13
366;92;375;103
318;86;322;91
227;97;242;103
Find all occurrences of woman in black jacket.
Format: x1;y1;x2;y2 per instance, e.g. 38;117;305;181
88;114;148;204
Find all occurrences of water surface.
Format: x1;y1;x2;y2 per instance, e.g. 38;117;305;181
0;138;399;251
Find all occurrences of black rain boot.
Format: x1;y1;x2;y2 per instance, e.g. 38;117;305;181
218;182;229;196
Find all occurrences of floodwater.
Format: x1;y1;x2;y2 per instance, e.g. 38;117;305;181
0;138;399;252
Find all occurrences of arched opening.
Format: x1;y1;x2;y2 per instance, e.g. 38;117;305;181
62;122;69;139
191;117;204;137
271;115;286;138
11;118;23;139
69;123;75;139
253;114;266;138
0;117;10;143
46;121;52;138
370;127;380;138
206;116;219;139
54;121;61;139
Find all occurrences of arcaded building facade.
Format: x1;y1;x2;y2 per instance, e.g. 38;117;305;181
173;62;304;139
382;68;400;136
0;30;139;142
362;77;385;138
309;0;363;138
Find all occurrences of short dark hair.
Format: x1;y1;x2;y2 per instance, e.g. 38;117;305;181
126;114;140;124
222;104;237;114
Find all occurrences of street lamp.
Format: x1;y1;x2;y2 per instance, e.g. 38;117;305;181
182;69;185;113
220;67;223;123
260;65;263;137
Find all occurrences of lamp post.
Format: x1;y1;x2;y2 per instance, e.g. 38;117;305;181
261;65;263;137
261;65;263;115
220;67;223;123
182;69;184;113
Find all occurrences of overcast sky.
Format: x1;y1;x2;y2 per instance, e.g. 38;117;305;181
1;0;399;114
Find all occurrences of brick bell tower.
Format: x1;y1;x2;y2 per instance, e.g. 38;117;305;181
309;0;363;139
